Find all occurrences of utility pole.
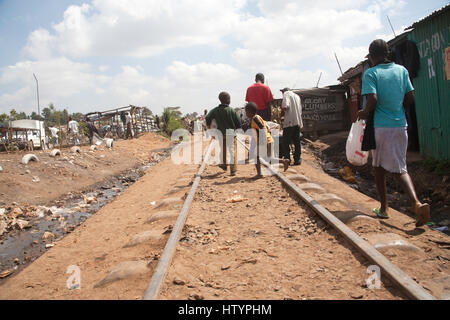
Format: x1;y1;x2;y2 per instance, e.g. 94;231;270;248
33;73;42;149
316;72;322;88
334;53;343;76
387;15;396;38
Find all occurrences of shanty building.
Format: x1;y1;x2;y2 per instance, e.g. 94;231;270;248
339;4;449;160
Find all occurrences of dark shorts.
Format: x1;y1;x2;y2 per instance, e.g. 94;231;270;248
257;108;271;121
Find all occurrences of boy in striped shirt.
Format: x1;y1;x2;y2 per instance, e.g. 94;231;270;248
244;102;289;177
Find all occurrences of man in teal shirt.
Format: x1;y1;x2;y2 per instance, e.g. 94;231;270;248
358;39;430;227
205;92;241;176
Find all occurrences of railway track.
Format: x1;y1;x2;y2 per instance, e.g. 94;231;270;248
140;137;445;300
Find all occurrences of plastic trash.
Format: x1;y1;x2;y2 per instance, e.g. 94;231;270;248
346;120;368;166
433;226;449;233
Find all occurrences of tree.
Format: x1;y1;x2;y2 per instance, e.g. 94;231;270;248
0;113;8;123
9;109;17;120
142;107;153;117
161;107;183;136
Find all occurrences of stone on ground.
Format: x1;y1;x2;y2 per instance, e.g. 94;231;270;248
146;210;179;223
94;261;149;288
123;230;164;248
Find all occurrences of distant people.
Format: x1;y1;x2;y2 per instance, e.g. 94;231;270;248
155;115;160;129
85;119;102;145
49;127;59;145
201;109;208;120
244;102;289;178
67;117;80;145
125;112;134;139
205;92;241;176
245;73;274;121
281;87;303;166
358;39;429;227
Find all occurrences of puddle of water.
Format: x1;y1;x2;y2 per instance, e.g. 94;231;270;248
0;147;172;280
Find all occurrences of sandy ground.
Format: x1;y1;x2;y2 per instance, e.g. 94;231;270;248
0;137;448;299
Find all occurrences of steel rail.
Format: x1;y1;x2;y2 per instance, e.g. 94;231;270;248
143;139;214;300
235;137;435;300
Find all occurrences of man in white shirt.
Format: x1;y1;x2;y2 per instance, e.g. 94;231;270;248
281;88;303;165
67;117;80;145
125;112;134;139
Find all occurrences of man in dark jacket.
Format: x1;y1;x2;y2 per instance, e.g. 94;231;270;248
205;92;241;176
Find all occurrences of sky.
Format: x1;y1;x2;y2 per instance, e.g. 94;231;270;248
0;0;447;116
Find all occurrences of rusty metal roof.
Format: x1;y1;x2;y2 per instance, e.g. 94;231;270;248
406;4;449;29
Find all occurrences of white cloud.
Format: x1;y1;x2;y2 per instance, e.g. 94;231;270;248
232;6;381;70
2;0;406;116
24;0;246;59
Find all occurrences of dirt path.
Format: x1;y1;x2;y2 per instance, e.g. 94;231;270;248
0;138;448;299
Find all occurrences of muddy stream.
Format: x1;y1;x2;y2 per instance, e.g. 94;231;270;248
0;147;172;281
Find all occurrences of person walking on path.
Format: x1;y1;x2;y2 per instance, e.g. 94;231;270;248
245;73;274;121
205;92;241;176
125;112;134;139
244;102;289;178
281;87;303;166
85;119;102;145
67;117;80;145
358;39;430;227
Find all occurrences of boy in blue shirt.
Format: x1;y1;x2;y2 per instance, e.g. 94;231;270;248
358;39;430;227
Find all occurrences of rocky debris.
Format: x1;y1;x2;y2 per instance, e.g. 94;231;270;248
0;166;3;172
179;225;219;245
45;243;55;248
146;210;179;223
279;216;324;237
188;293;204;300
421;276;450;300
9;207;24;219
0;268;15;278
226;195;248;203
42;231;55;239
338;166;357;184
32;176;40;183
173;278;186;285
94;260;149;288
84;196;98;204
0;216;7;237
90;145;97;151
11;218;30;230
123;230;163;248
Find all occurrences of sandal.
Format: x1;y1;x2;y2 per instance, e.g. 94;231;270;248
373;208;389;219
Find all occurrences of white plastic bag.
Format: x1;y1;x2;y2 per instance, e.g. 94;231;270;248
346;119;369;166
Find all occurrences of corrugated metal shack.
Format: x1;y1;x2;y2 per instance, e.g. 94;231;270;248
271;85;350;139
405;5;450;160
293;85;350;138
338;4;449;160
